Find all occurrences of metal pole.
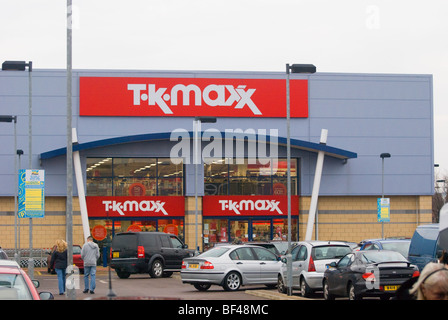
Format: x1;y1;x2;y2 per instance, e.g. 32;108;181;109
13;118;18;263
285;64;293;296
27;62;34;279
66;0;75;300
381;157;384;239
194;119;201;254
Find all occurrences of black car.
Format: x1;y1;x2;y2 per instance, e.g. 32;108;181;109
323;250;420;300
110;232;194;279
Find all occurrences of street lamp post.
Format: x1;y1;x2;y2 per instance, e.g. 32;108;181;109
285;64;316;295
0;116;18;262
193;116;217;254
2;60;34;278
380;153;391;239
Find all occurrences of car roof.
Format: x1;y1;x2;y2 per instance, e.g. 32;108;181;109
0;260;20;267
297;240;350;247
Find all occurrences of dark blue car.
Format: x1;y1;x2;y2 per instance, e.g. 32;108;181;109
360;239;411;259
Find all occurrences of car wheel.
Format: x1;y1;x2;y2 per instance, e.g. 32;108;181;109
149;259;164;278
348;283;361;300
116;270;131;279
223;271;241;291
277;275;287;294
194;283;212;291
323;280;335;300
300;277;312;298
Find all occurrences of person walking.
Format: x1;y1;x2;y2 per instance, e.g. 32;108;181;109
50;239;68;295
81;235;100;294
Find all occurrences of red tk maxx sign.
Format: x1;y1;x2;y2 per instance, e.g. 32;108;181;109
79;77;308;118
203;196;299;217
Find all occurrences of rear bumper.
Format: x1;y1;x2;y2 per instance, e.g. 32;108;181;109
110;258;147;274
181;270;226;285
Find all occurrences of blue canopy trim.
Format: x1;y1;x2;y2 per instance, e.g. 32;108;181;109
39;131;357;160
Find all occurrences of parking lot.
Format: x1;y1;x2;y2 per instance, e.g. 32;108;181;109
31;267;310;301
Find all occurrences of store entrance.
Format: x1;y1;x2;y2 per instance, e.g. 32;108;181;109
230;220;249;243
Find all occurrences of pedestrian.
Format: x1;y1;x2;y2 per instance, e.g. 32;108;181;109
81;235;100;294
50;239;68;295
409;262;448;300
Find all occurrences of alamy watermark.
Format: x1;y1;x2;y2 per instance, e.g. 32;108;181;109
169;127;279;175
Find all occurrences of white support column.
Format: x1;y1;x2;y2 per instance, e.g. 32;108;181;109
305;129;328;241
72;128;90;241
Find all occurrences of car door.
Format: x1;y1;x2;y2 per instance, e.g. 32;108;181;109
293;245;308;287
252;247;281;283
159;234;177;269
169;235;189;269
331;254;354;296
231;247;260;283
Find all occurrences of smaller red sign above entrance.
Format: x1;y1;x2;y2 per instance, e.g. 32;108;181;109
203;196;299;217
86;196;185;218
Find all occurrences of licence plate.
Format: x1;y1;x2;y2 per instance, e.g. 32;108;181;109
384;285;399;291
188;263;199;269
113;252;119;258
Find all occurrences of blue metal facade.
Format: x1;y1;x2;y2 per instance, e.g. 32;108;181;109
0;69;433;197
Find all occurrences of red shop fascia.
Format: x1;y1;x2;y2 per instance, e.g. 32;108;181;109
86;196;185;218
203;195;299;217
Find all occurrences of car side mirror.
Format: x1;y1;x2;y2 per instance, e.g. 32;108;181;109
328;262;337;268
39;292;54;300
182;244;188;249
32;280;40;288
281;257;287;264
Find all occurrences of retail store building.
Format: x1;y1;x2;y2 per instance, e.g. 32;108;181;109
0;68;434;253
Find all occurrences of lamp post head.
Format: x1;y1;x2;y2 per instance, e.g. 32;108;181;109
2;61;32;72
287;64;317;74
380;153;391;159
195;116;217;123
0;115;16;123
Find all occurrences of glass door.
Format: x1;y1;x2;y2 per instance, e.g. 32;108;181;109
230;220;249;243
252;220;272;241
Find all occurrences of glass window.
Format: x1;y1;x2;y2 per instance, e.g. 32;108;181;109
170;236;184;249
86;157;183;196
252;247;278;261
204;158;297;196
0;274;33;300
233;248;256;260
297;246;308;261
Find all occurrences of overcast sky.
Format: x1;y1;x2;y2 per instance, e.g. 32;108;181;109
1;0;447;178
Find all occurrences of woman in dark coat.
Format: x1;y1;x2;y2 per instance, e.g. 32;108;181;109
50;239;68;295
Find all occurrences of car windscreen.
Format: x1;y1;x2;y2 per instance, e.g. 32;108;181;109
112;234;138;249
199;247;230;258
0;274;33;300
360;251;407;264
312;245;351;260
381;242;410;257
72;246;82;254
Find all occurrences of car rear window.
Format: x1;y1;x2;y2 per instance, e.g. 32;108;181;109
381;242;410;257
312;245;351;260
360;250;407;263
200;247;229;258
112;234;138;250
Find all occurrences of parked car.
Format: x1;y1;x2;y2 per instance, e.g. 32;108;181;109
408;224;443;271
181;244;282;291
360;238;411;258
277;241;352;297
323;250;419;300
0;260;54;300
110;232;194;279
46;245;84;274
0;247;8;260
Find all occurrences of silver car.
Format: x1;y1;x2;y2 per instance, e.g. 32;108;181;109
181;244;281;291
277;241;351;297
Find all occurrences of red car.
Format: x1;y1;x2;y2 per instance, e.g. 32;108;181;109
47;245;84;274
0;260;53;300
